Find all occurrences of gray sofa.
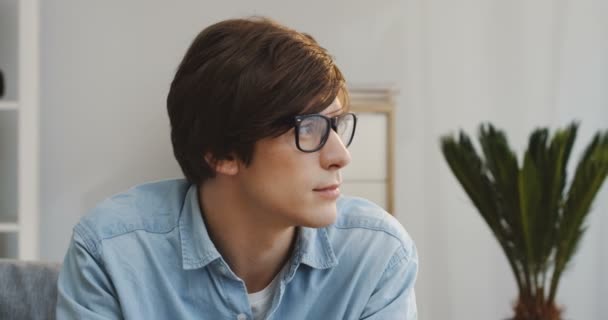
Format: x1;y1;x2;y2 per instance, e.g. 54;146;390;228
0;259;61;320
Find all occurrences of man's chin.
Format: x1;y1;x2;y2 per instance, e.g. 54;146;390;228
302;207;338;228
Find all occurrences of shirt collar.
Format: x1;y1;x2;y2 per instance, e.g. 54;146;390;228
178;184;338;271
179;184;221;270
294;226;338;269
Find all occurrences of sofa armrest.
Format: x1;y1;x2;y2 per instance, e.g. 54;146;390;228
0;259;61;320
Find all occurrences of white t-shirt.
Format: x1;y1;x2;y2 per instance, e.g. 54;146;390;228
247;267;286;320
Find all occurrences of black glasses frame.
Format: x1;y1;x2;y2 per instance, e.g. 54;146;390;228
293;112;358;153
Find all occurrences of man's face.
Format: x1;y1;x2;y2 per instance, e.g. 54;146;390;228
235;98;351;228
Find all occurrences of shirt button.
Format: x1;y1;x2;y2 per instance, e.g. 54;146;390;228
236;313;247;320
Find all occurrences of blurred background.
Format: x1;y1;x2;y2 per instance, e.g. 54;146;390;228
0;0;606;319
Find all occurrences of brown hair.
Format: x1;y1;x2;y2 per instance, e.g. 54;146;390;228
167;17;348;185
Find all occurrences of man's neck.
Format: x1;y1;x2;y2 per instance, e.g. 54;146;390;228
198;181;296;293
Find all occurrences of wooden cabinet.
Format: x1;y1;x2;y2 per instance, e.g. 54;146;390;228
341;88;395;214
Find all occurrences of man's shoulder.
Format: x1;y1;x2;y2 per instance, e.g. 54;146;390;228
75;178;191;244
333;195;414;252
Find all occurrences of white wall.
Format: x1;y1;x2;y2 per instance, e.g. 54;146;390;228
40;1;607;319
400;1;608;319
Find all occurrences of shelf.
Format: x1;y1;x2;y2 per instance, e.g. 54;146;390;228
0;101;18;110
0;214;18;232
0;222;18;233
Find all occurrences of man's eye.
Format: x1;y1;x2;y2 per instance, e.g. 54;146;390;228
299;124;315;136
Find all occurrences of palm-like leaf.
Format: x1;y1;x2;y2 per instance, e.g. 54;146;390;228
440;123;608;320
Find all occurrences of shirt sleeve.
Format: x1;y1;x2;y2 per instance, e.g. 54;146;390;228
56;225;123;319
360;244;419;320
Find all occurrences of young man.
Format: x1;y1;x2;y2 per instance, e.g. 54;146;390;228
57;17;418;320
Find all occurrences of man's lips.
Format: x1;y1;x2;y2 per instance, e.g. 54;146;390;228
313;184;340;191
313;184;341;200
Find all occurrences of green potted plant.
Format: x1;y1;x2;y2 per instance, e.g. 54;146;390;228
440;123;608;320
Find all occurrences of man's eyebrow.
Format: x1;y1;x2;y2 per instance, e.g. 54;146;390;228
324;107;344;117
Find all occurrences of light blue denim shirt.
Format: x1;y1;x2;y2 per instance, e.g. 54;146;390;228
57;179;418;319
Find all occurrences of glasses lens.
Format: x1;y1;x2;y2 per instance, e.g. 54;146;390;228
336;113;356;147
298;115;328;151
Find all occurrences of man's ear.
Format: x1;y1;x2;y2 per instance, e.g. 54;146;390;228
204;153;239;176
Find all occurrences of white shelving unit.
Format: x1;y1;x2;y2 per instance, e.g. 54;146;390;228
0;0;39;260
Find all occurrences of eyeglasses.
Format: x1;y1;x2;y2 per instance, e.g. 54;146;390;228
293;112;357;152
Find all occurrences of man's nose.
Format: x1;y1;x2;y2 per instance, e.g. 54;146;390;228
320;130;351;170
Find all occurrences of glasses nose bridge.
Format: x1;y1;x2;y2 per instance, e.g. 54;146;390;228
321;122;352;169
329;117;338;132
